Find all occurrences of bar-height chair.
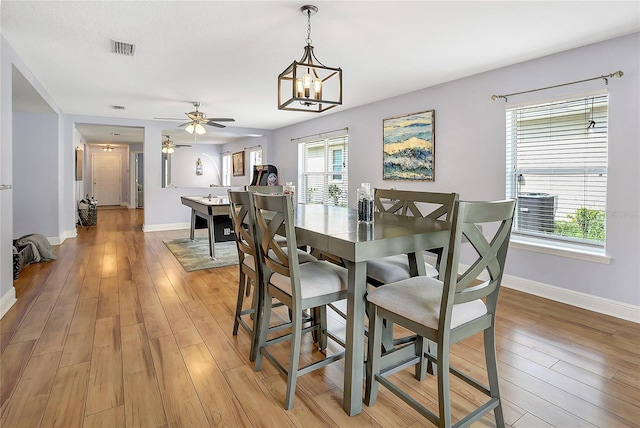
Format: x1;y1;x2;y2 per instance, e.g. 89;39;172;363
252;193;349;410
228;190;315;361
367;189;459;287
246;185;283;194
365;199;516;427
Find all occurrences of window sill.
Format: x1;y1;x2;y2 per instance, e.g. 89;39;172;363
510;236;611;264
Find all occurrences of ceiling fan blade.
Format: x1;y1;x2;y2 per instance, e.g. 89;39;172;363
154;117;186;121
204;122;227;128
203;118;235;122
175;144;192;148
186;112;199;120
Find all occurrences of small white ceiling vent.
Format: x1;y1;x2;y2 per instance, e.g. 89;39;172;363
111;39;136;56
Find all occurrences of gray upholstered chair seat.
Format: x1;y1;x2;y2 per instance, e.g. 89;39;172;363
367;253;439;284
270;260;348;300
243;248;316;271
367;276;487;330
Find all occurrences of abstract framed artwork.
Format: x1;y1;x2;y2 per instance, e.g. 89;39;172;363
232;151;245;176
383;109;435;181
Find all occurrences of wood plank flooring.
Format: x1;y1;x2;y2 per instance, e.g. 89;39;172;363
1;207;638;427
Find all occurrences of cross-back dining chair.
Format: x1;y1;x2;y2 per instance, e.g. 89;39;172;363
252;193;349;410
365;199;516;427
228;190;315;362
367;189;459;287
228;190;265;361
246;185;283;194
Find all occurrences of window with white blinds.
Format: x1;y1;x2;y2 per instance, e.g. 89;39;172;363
298;134;348;206
248;148;263;180
506;93;608;248
222;153;231;186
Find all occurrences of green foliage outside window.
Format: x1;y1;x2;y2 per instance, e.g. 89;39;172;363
328;184;343;206
554;207;605;243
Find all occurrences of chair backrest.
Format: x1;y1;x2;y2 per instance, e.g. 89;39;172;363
246;185;283;195
252;193;302;289
440;199;516;326
228;190;259;266
374;189;458;221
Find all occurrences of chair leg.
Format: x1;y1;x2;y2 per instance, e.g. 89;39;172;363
248;278;263;362
381;318;395;353
485;326;505;428
254;289;272;371
436;341;452;428
414;336;427;381
285;305;303;410
233;271;247;335
427;340;437;375
365;304;383;406
318;305;328;350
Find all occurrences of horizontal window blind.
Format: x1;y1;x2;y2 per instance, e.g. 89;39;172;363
299;134;348;206
506;94;608;247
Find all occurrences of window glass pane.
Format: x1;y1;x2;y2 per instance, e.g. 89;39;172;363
299;134;348;206
222;154;231;186
506;94;608;247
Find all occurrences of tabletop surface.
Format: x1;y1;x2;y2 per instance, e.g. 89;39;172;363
293;204;450;262
181;195;230;206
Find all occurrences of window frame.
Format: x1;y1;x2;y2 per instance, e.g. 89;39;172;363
298;133;348;206
505;91;609;256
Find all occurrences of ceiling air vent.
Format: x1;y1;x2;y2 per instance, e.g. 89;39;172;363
112;105;126;110
111;39;136;56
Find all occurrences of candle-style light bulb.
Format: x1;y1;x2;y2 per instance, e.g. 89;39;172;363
313;78;322;100
296;78;304;98
302;73;312;98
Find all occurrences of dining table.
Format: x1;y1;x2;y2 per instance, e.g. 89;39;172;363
291;204;451;416
181;195;230;258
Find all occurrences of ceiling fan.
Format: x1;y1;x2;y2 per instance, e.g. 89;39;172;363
155;102;235;135
161;135;191;153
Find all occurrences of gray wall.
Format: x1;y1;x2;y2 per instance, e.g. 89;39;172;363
12;112;59;238
270;33;640;307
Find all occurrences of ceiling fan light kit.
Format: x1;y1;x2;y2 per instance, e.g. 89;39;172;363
162;135;191;153
278;4;342;113
156;102;235;136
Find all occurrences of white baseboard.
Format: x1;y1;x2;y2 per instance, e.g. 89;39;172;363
1;287;17;318
49;228;78;246
142;222;190;232
424;255;639;323
501;274;640;323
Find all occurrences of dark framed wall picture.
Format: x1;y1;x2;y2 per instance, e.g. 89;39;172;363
75;148;83;181
232;151;245;176
383;109;435;181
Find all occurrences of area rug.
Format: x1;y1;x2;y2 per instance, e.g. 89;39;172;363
163;237;239;272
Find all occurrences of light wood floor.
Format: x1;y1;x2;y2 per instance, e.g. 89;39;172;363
1;207;638;427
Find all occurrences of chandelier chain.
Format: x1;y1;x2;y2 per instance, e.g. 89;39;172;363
306;10;312;45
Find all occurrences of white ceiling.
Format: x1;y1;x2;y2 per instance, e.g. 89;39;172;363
3;1;639;145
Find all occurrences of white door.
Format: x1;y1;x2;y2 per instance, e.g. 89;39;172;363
92;154;121;206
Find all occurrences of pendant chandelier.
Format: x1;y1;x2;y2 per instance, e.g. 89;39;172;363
278;5;342;113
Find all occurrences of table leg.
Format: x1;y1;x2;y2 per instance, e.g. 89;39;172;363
208;214;215;259
190;210;196;241
343;259;366;416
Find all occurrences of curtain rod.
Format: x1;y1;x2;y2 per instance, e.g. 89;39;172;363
243;144;262;151
291;127;349;142
491;70;623;102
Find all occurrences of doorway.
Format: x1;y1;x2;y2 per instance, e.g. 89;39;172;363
92;153;121;206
